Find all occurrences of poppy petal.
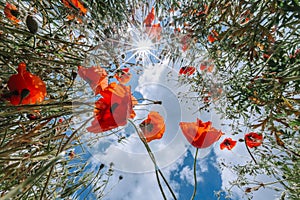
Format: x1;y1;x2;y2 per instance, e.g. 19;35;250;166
78;66;108;95
220;138;237;150
7;63;46;105
4;3;21;23
143;7;155;26
87;83;134;133
179;66;196;76
180;118;223;148
114;68;132;84
245;132;263;148
140;111;165;142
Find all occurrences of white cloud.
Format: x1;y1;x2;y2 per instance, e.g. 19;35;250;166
102;171;174;200
214;129;283;200
84;60;224;199
179;165;204;185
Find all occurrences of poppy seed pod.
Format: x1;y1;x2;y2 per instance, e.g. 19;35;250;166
26;15;38;34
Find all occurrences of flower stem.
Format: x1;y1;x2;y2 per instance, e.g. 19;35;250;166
128;119;177;200
156;169;167;200
190;148;199;200
245;141;258;165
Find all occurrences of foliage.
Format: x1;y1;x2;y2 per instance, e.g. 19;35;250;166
0;0;299;199
170;0;300;199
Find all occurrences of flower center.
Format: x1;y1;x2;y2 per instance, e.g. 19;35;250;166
140;122;154;133
110;103;119;113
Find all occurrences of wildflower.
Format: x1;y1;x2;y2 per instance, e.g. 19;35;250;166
220;138;237;150
140;111;165;142
146;23;162;40
143;7;155;26
200;63;214;72
62;0;87;15
208;30;218;43
4;3;20;23
7;62;46;105
180;34;192;51
179;66;196;76
78;66;108;95
179;118;223;148
208;34;216;43
245;132;263;148
114;68;132;84
87;83;135;133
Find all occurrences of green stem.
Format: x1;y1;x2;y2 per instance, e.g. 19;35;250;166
156;169;167;200
190;148;199;200
281;76;300;83
245;141;258;165
128;119;177;200
0;156;61;200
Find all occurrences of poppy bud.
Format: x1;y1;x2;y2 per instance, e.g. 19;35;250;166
27;111;41;120
26;15;38;34
68;151;75;159
100;163;105;170
245;187;252;193
27;113;38;120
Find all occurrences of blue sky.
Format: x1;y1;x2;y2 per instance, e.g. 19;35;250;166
72;15;281;199
74;59;230;200
72;55;282;200
75;58;282;199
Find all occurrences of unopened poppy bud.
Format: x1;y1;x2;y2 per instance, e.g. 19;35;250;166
27;113;40;120
154;101;162;105
68;151;75;159
245;187;252;193
26;15;38;34
100;163;105;170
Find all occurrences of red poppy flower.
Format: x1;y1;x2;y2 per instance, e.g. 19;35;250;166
200;63;214;72
114;68;132;84
62;0;87;15
131;95;138;107
7;62;46;105
87;83;135;133
140;111;165;142
143;7;155;26
146;23;162;40
290;49;300;59
208;34;216;43
220;138;237;150
4;3;20;24
78;66;108;95
174;27;181;33
208;30;218;43
179;66;196;76
179;118;223;148
245;132;263;148
181;34;192;52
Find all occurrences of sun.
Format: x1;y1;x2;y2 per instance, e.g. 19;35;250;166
120;23;163;67
135;39;154;57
